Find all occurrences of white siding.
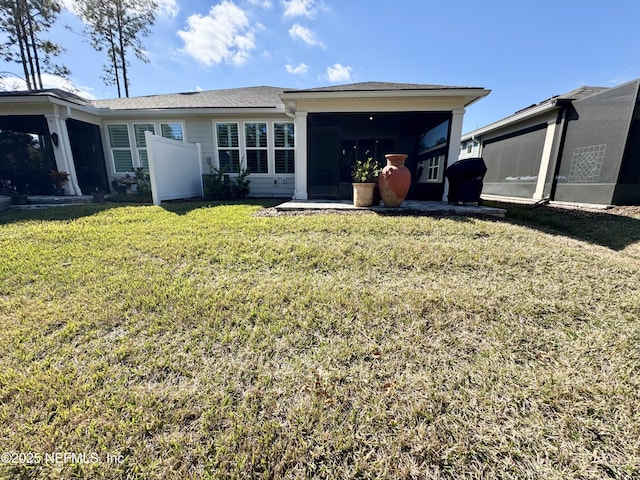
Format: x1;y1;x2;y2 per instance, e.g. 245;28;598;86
184;115;296;198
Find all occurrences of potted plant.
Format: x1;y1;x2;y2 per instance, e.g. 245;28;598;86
351;157;380;207
50;170;69;195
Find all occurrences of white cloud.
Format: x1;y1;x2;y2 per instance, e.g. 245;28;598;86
282;0;318;18
178;1;256;67
326;63;352;83
0;73;96;99
248;0;272;7
285;63;308;74
157;0;179;18
288;23;324;48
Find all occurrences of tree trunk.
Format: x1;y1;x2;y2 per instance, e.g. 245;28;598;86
107;30;121;98
25;8;43;89
13;1;33;89
116;17;128;97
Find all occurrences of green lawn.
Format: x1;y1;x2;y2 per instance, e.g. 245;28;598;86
1;201;639;479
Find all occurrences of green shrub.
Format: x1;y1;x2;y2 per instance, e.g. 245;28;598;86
203;165;251;200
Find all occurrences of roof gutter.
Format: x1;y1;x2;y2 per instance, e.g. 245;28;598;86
461;100;561;140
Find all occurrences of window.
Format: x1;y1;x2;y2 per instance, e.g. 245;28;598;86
108;124;133;172
274;123;295;174
245;122;268;173
134;124;155;170
161;123;183;141
427;156;442;181
467;143;473;153
107;120;185;173
216;123;240;173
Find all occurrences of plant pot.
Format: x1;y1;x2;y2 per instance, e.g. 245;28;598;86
93;193;106;203
11;195;28;205
352;182;376;207
378;153;411;207
53;188;65;196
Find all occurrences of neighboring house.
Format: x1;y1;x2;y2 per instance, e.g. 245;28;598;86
0;82;490;203
461;79;640;206
459;138;480;159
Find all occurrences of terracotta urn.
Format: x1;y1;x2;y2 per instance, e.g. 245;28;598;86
378;154;411;207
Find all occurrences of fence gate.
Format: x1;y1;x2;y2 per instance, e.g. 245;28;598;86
145;132;203;205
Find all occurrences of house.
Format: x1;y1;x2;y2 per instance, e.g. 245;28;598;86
460;79;640;206
0;82;490;204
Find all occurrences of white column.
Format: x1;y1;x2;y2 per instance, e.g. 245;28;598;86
533;120;558;200
45;113;82;195
293;111;308;200
442;109;465;202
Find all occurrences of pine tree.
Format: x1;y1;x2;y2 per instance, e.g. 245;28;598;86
76;0;157;98
0;0;69;90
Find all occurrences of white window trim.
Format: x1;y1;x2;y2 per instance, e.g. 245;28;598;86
214;121;241;173
243;121;269;175
274;121;295;175
157;121;186;143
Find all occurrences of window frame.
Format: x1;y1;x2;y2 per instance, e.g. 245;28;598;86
243;121;269;174
215;122;241;173
426;155;444;183
133;123;156;170
106;123;134;174
274;122;295;174
159;122;185;142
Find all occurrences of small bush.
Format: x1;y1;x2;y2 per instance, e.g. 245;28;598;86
203;166;251;200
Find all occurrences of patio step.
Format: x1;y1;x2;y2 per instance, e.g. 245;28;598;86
5;195;97;210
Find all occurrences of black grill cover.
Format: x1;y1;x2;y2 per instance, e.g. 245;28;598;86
445;157;487;204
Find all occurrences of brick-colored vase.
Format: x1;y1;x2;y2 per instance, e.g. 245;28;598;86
378;154;410;207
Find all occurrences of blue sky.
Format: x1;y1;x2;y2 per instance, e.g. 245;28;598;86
1;0;639;133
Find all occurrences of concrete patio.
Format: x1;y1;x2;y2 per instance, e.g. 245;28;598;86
275;199;506;217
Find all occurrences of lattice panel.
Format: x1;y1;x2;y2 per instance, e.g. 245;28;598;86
569;144;606;183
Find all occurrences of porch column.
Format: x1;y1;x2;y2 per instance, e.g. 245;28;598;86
442;109;465;202
45;113;82;195
293;111;308;200
533;120;558;200
293;112;309;200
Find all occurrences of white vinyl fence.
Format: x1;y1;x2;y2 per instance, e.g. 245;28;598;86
145;131;203;206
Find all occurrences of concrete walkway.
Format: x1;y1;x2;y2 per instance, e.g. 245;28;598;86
275;199;506;217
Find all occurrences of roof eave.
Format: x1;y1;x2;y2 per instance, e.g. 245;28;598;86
95;106;286;117
462;101;562;140
280;88;490;101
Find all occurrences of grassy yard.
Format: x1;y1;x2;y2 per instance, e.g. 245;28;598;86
0;201;639;479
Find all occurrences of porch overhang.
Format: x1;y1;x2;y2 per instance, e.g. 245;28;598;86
279;83;490;201
280;87;490;115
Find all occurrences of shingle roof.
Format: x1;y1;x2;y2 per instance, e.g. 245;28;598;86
283;81;481;93
0;88;91;106
513;86;608;114
92;86;289;110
